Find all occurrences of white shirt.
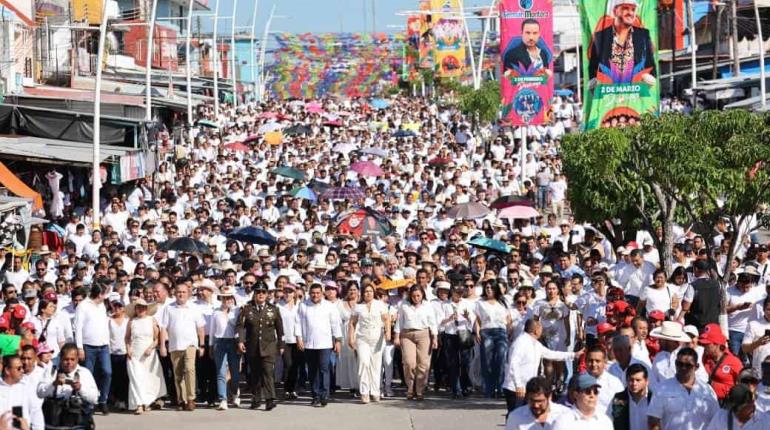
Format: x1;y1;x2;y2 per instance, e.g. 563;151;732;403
208;306;239;344
474;300;509;330
617;262;656;297
295;299;342;350
595;371;625;415
22;367;45;430
641;285;674;314
108;317;128;354
726;286;765;332
73;299;110;348
627;392;650;430
647;377;719;430
608;358;651;385
0;379;30;428
551;406;614;430
277;301;299;344
440;299;474;335
394;302;438;335
503;332;576;391
505;402;570;430
743;317;770;374
159;301;205;352
31;316;67;358
36;364;99;405
705;409;770;430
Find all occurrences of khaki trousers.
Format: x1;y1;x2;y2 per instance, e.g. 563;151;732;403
170;346;197;403
400;329;431;396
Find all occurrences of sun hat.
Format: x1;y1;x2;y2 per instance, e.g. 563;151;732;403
126;298;158;318
649;321;690;343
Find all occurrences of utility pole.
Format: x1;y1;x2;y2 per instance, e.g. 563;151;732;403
213;0;221;117
688;0;697;107
371;0;376;33
93;0;110;230
712;4;724;79
249;0;259;103
145;0;158;122
755;0;766;108
230;0;238;108
185;0;195;143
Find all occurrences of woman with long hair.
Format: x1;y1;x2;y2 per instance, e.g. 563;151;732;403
348;284;390;403
473;278;512;398
394;285;437;400
336;282;359;395
532;280;571;391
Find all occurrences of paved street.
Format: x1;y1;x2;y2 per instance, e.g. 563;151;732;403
94;395;507;430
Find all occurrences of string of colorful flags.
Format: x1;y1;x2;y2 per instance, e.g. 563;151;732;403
267;33;407;99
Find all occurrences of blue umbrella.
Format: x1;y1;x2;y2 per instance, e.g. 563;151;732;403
370;98;390;109
227;226;277;246
360;147;388;158
393;130;416;138
290;186;317;201
555;89;574;97
467;237;511;254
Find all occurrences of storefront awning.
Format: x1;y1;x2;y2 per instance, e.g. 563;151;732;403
0;161;42;210
0;135;139;166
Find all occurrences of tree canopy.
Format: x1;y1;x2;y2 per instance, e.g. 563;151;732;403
562;109;770;276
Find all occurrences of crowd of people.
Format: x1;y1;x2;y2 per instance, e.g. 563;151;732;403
0;93;767;430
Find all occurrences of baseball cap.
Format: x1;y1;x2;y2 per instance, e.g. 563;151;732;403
575;373;601;390
597;322;616;336
23;290;37;299
647;310;665;322
683;325;699;339
43;291;57;302
698;323;727;345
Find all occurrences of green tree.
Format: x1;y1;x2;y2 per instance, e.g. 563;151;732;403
457;80;500;131
563;110;770;278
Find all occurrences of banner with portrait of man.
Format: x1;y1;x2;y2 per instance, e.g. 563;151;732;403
500;0;554;125
580;0;660;129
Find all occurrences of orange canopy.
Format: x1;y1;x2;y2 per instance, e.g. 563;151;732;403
0;161;42;210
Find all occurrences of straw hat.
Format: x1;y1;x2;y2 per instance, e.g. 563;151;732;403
126;298;158;318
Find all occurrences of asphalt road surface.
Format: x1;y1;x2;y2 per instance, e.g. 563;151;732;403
94;395;506;430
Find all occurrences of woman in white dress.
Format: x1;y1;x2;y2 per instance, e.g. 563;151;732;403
336;282;360;395
348;284;390;403
125;298;166;414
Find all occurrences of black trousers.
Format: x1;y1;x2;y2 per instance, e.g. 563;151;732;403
195;341;217;404
443;334;472;395
248;354;276;401
159;343;177;403
109;354;128;404
282;343;303;393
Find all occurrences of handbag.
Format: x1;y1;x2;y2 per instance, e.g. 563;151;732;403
456;326;475;350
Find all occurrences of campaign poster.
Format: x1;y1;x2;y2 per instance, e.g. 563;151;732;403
430;0;466;78
500;0;554;125
418;0;435;69
580;0;660;129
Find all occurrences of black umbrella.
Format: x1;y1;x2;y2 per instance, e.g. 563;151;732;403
227;226;277;246
284;124;312;136
158;237;211;254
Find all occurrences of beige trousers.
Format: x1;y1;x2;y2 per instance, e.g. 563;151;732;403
170;346;197;402
400;329;431;396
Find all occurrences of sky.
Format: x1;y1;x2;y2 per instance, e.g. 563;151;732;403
213;0;489;35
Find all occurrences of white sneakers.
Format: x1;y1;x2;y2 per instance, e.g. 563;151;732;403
217;400;228;411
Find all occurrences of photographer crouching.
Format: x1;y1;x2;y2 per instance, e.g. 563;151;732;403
37;343;98;430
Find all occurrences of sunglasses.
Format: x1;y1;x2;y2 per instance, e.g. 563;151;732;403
675;361;695;369
516;301;527;306
579;387;599;396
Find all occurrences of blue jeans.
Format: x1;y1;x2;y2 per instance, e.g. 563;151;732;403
83;344;112;405
537;186;548;209
480;328;508;398
729;330;746;362
213;338;240;402
305;349;332;400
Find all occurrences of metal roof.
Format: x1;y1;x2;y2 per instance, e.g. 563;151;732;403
0;135;139;165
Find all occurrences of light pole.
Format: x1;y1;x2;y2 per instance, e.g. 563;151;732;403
213;0;222;117
688;0;697;107
145;0;158;122
476;0;498;89
457;0;479;89
185;0;195;142
258;4;276;102
230;0;238;108
93;0;110;229
755;0;766;109
250;0;259;103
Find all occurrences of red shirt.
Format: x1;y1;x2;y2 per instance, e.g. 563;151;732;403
703;351;742;401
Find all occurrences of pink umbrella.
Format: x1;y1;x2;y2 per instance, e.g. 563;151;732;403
243;134;260;143
223;142;250;152
259;112;277;119
306;102;324;114
498;205;540;220
349;161;384;177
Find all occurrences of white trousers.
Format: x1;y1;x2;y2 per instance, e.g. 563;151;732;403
357;336;384;396
381;342;396;394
